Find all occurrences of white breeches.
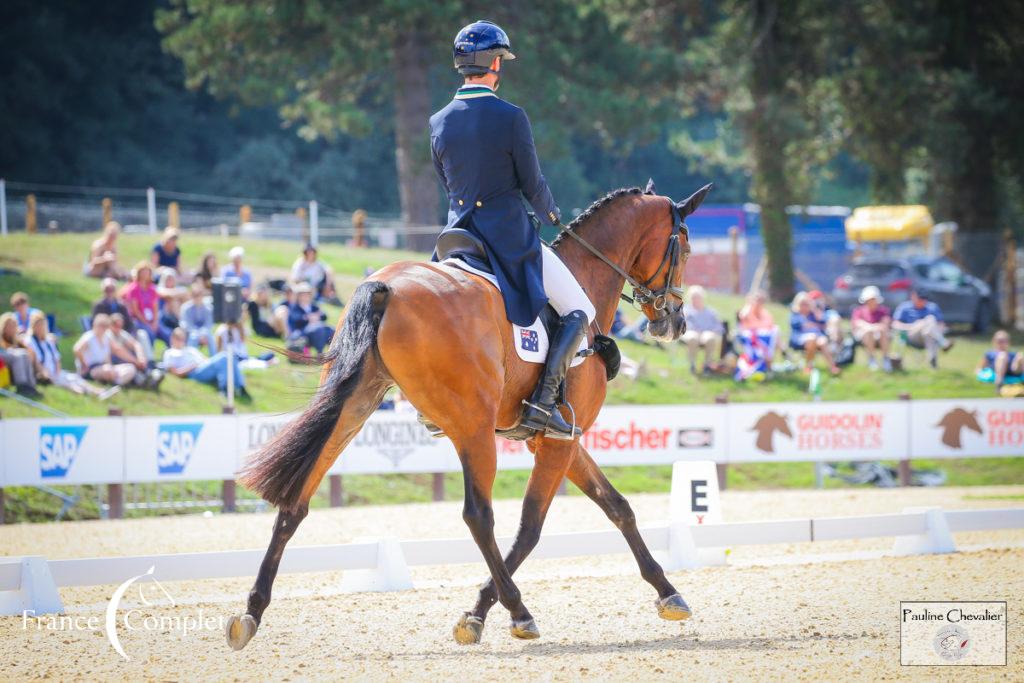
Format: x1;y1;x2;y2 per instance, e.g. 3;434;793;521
542;245;596;323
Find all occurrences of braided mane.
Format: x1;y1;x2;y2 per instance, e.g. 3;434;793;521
549;186;642;248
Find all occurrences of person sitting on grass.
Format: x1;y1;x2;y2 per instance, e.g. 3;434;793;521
215;320;277;369
179;283;214;353
151;226;182;274
851;285;893;372
220;246;253;298
273;283;295;338
122;261;170;348
892;289;953;369
73;314;137;388
9;291;42;334
26;311;116;399
977;330;1023;392
156;267;187;328
162;327;250;401
735;290;778;381
290;243;342;306
194;252;218;292
85;220;128;280
790;292;839;376
0;312;40;397
287;282;333;355
247;285;283;338
108;313;164;389
681;285;723;375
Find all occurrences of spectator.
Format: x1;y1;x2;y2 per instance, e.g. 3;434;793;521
156;267;187;327
611;309;646;342
27;311;116;399
288;282;333;354
215;321;248;358
807;290;842;348
978;330;1023;391
122;261;170;347
73;314;136;387
851;285;893;372
151;226;182;273
274;283;296;337
92;277;154;360
0;312;40;396
10;291;42;333
162;327;250;400
194;252;218;292
247;285;283;338
790;292;839;375
735;290;778;381
681;285;723;374
291;244;342;305
180;283;214;352
85;221;128;280
107;313;164;389
220;246;253;297
892;289;954;368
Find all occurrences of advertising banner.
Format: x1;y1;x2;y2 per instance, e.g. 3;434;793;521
2;418;125;486
124;415;240;482
909;398;1024;459
727;401;910;462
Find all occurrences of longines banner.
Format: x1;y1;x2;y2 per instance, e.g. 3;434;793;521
1;399;1022;486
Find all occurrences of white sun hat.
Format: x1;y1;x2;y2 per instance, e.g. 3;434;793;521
859;285;883;304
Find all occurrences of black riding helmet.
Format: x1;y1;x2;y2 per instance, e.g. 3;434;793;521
453;20;515;76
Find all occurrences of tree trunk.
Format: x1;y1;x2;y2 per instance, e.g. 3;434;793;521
748;0;795;301
392;32;440;252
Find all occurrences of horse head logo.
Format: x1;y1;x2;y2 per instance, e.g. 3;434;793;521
750;411;792;453
935;408;983;449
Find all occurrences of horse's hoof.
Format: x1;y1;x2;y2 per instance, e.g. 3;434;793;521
656;594;692;621
226;614;258;651
453;612;485;645
509;617;541;640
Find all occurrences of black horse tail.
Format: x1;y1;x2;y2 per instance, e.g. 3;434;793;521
238;281;390;511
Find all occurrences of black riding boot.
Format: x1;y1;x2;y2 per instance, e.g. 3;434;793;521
521;310;588;440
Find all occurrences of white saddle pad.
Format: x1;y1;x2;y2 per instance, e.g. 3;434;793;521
442;258;587;366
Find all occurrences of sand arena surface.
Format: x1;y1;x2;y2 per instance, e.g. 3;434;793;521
1;486;1021;680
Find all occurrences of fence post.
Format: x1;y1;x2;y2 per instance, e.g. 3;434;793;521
25;194;37;233
239;204;251;232
296;206;308;243
101;197;112;230
898;392;912;486
146;187;157;234
0;487;4;525
353;209;367;247
309;200;319;247
106;407;124;519
714;394;728;490
329;474;344;507
221;403;237;511
167;201;180;229
432;473;445;501
728;226;740;294
0;178;7;237
1004;230;1017;329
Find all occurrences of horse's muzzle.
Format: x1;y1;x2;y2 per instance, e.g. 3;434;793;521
647;309;686;342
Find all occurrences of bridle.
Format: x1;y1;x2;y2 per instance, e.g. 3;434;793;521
555;200;688;320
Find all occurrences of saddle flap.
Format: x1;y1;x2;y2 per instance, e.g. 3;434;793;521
435;228;487;262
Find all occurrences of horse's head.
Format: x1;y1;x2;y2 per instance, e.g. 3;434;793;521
630;179;711;342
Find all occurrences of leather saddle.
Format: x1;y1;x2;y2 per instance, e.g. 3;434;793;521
435;228;491;272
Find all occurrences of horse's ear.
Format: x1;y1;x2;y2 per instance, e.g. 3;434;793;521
675;183;713;218
644;178;657;195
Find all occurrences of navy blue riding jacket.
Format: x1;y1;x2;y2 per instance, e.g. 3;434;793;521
429;84;560;326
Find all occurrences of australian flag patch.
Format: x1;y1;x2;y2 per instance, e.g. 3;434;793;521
520;328;539;352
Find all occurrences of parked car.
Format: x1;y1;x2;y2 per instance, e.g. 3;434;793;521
831;255;992;331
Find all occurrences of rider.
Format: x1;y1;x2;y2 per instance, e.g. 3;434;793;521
430;20;596;440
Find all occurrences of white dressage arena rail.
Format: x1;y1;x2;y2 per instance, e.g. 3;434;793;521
2;460;1023;617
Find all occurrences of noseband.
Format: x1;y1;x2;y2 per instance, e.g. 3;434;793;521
556;201;688;321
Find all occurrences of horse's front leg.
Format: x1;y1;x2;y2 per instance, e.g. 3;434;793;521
453;437;576;644
449;427;540;642
566;445;691;621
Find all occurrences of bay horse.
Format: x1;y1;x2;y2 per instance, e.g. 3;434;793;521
227;180;711;649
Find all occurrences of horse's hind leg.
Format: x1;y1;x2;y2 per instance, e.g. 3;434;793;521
453;438;577;644
227;358;392;651
566;445;692;622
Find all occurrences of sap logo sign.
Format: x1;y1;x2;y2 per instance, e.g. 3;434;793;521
39;425;89;478
157;423;204;475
